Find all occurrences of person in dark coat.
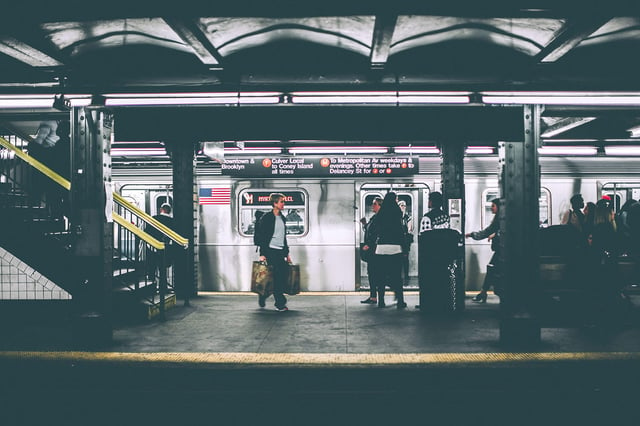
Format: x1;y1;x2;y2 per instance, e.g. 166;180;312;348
369;192;407;309
254;193;292;311
360;196;382;304
145;203;176;280
465;198;501;303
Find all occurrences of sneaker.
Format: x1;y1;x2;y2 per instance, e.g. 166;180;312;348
276;306;289;312
258;295;266;307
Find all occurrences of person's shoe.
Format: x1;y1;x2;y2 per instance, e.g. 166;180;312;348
258;295;266;307
378;301;386;308
360;297;377;304
472;292;487;303
397;302;407;309
276;306;289;312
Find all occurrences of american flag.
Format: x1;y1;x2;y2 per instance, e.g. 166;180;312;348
199;187;231;205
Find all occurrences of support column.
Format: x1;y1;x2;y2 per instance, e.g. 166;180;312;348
70;107;113;347
169;140;197;304
498;105;541;346
440;141;466;311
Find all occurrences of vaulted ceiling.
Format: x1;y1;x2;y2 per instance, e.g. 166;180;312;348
2;2;640;145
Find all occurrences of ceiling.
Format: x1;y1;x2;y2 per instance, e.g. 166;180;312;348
2;2;640;147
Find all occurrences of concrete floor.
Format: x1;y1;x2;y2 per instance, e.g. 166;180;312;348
2;291;640;353
2;292;640;426
106;292;640;354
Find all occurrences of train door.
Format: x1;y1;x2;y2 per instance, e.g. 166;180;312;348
358;183;429;290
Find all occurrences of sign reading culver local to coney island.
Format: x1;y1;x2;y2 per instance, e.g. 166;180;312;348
220;156;418;177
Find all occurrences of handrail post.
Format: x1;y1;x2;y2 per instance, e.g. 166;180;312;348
158;251;166;321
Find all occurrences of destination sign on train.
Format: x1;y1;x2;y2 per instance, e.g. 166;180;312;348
220;156;418;177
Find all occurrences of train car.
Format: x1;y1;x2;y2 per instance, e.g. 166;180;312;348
112;155;640;293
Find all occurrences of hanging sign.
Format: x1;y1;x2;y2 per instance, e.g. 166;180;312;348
220;156;418;177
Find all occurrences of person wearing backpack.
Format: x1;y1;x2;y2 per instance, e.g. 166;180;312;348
254;193;292;311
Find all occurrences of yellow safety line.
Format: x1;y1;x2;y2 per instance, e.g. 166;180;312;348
112;212;164;250
0;136;70;190
1;351;639;367
0;136;188;248
114;192;188;248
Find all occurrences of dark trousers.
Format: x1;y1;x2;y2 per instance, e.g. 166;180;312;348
265;248;288;308
367;255;380;298
377;254;404;303
482;252;500;292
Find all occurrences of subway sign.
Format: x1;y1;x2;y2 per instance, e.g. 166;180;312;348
240;191;306;206
221;156;418;177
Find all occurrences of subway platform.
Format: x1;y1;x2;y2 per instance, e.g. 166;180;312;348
2;292;640;425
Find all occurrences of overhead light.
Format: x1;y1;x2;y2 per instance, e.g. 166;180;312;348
224;147;282;154
398;91;470;104
394;146;440;154
291;91;397;104
466;146;494;155
482;91;640;105
290;91;470;105
627;125;640;138
604;146;640;156
0;96;54;108
104;92;281;106
538;146;597;155
111;147;167;156
288;146;389;154
541;117;596;138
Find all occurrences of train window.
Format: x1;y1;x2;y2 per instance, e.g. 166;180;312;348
362;193;384;224
481;189;500;229
481;188;551;228
239;189;307;237
539;188;551;227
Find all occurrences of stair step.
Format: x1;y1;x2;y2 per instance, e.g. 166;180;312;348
145;294;177;320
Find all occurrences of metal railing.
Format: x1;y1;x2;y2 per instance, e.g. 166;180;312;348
0;135;187;320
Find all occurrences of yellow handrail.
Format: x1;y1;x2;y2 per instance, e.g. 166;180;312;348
113;193;189;247
0;136;70;190
0;135;189;248
113;212;165;250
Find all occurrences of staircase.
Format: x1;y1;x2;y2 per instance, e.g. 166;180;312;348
0;135;182;324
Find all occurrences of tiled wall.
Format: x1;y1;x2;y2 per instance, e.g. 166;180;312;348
0;247;71;300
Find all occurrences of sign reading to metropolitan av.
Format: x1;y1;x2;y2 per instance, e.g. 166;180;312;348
220;156;418;177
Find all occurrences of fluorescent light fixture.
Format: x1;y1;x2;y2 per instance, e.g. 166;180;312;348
465;146;494;154
291;92;397;104
604;146;640;156
394;146;440;154
288;146;389;154
290;91;470;105
483;91;640;105
111;147;167;156
0;97;54;108
398;91;470;104
627;125;640;138
541;117;596;138
104;92;281;106
538;146;597;155
224;147;282;154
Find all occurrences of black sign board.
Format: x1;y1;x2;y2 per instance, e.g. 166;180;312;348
221;156;418;177
240;190;306;206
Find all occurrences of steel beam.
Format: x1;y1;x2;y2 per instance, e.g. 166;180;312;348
170;140;197;303
498;104;541;346
70;106;114;347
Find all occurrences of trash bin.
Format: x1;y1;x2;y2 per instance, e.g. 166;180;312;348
418;229;462;313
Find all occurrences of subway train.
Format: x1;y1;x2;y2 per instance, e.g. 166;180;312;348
112;155;640;293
